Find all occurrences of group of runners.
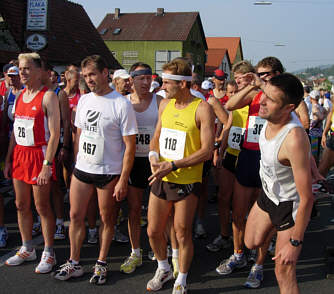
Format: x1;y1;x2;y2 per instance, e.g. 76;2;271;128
0;51;333;294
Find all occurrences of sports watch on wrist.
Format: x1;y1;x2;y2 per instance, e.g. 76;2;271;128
43;159;51;166
214;141;221;149
289;238;303;247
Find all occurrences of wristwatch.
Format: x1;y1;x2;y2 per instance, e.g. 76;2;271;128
43;159;52;166
171;161;178;171
214;141;221;149
289;238;303;247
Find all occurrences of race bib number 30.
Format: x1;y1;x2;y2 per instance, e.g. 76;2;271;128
78;131;104;164
13;118;35;146
247;116;266;143
136;126;154;156
159;127;186;160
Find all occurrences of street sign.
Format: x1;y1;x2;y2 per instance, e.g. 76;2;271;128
27;0;48;31
26;33;47;51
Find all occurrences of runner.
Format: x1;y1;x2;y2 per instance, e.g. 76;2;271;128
119;62;163;274
113;69;131;96
244;73;313;294
53;55;137;284
4;52;60;274
146;58;215;293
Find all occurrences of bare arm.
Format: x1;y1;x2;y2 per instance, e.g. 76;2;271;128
225;85;257;111
38;90;60;185
321;107;333;148
58;90;71;149
4;132;16;178
207;97;228;125
294;101;310;130
113;134;136;201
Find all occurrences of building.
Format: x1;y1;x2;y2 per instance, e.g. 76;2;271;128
205;48;232;78
98;8;207;76
206;37;243;67
0;0;120;72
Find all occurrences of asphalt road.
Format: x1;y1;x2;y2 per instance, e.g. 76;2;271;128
1;183;334;294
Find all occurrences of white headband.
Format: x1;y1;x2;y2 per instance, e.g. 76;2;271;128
162;73;192;81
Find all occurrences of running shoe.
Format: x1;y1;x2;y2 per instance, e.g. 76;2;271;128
35;251;56;273
120;250;142;274
32;222;41;236
172;284;188;294
243;264;264;289
206;235;232;252
216;254;247;275
147;268;173;291
87;228;98;244
54;224;66;240
247;249;257;263
194;223;207;239
113;227;129;243
0;227;8;248
172;257;179;279
89;263;107;285
54;261;84;281
5;247;37;266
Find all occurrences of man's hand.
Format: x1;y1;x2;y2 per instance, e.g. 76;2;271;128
213;149;222;168
37;165;52;186
272;243;302;265
244;72;265;89
113;178;128;202
148;161;173;185
4;160;12;179
149;156;159;174
321;134;327;149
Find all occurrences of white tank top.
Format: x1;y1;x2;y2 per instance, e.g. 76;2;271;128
127;93;159;157
259;112;303;205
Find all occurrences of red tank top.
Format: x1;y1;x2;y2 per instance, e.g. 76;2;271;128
0;81;7;96
14;86;49;147
219;95;228;106
242;92;266;151
68;91;80;120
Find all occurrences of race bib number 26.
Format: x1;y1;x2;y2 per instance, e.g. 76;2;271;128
159;128;186;160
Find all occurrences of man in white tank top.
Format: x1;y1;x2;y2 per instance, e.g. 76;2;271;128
244;73;314;294
119;62;163;274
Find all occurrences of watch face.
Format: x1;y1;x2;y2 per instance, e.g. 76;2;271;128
290;239;301;246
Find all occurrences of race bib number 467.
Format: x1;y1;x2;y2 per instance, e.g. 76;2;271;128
159;127;186;160
78;131;104;164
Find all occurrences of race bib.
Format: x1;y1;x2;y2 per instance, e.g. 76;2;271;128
228;126;244;150
13;118;35;146
247;116;266;143
159;127;186;160
136;126;154;156
78;131;104;164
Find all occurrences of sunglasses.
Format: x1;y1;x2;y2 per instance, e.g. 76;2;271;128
257;71;274;77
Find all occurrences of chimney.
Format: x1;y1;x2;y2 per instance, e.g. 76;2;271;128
114;8;120;19
156;8;164;16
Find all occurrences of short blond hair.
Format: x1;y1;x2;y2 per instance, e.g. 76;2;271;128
232;60;255;74
18;52;42;68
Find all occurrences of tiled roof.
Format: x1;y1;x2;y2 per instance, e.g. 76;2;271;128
0;0;120;68
205;48;231;76
98;10;205;43
206;37;243;64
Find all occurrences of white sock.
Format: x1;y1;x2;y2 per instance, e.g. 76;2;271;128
157;259;170;272
70;259;79;265
234;252;243;259
172;248;179;258
132;248;141;257
56;218;63;226
175;272;188;286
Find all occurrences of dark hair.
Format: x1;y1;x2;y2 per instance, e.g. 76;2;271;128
51;70;59;77
257;56;284;74
304;85;311;94
81;55;107;73
41;59;53;71
269;73;304;108
129;62;152;73
154;76;163;87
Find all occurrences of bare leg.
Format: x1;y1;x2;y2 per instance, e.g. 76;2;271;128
32;183;55;247
13;179;32;243
87;191;98;229
69;176;94;261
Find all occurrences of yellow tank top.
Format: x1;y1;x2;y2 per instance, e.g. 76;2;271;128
226;105;249;156
159;98;203;184
331;111;334;132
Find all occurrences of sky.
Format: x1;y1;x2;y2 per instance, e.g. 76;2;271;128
73;0;334;72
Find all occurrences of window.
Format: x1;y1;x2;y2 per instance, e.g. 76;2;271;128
100;28;108;35
155;50;181;75
122;51;138;66
111;51;117;58
112;28;121;35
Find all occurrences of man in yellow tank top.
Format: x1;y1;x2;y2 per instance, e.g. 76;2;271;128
146;58;215;294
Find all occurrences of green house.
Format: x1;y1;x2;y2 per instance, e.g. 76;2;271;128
97;8;207;77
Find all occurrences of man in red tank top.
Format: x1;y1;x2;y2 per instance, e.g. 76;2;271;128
3;53;60;274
